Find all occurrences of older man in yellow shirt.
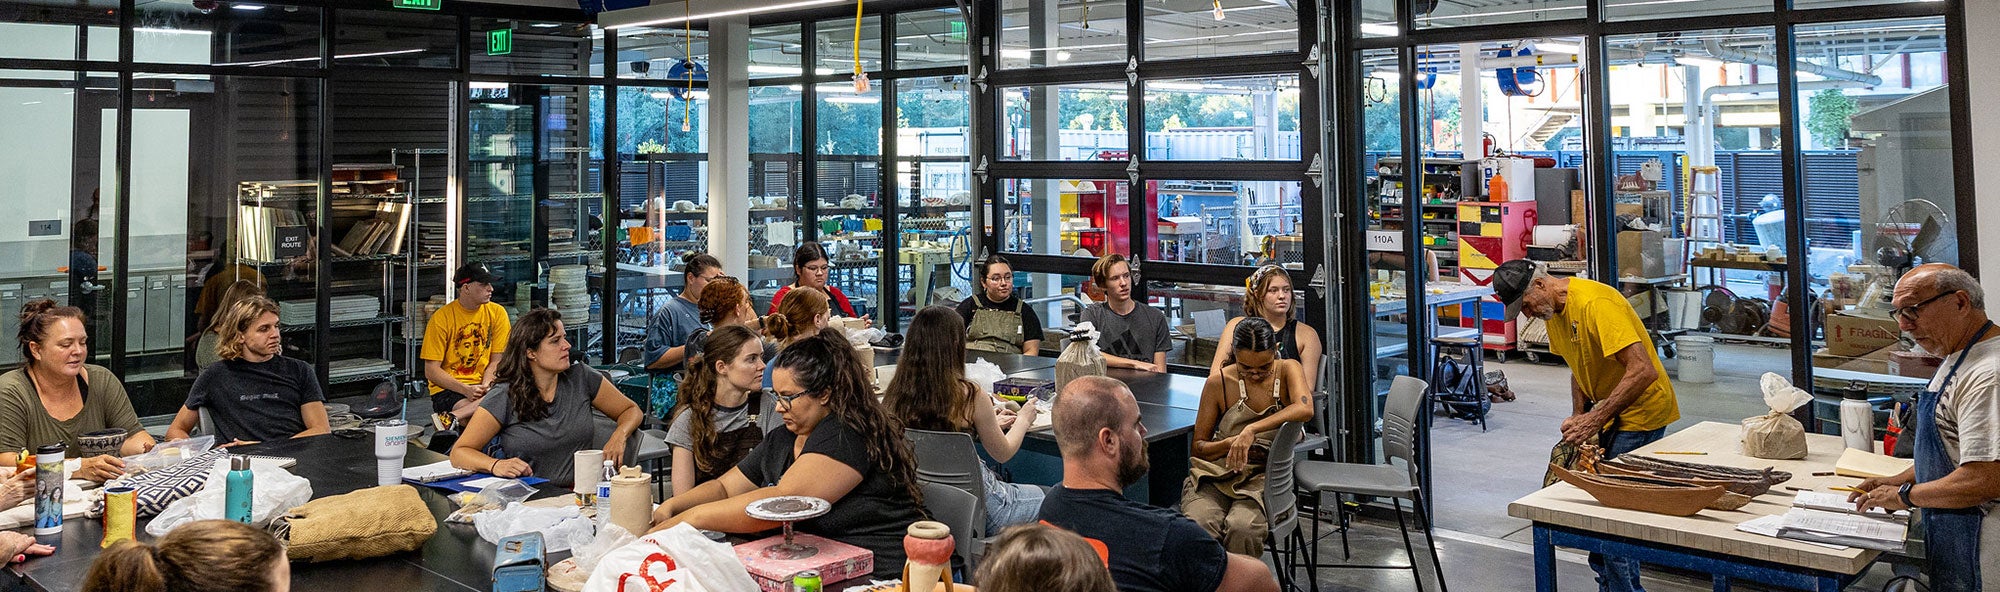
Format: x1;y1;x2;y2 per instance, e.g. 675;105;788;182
1494;258;1679;592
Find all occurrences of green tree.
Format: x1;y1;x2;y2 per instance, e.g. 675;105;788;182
1806;88;1858;149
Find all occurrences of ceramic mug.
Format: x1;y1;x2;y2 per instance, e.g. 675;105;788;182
78;429;127;458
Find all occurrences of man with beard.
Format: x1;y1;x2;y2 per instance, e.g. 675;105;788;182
1494;258;1678;592
1037;376;1277;592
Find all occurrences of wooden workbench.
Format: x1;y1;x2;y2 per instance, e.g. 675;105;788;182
1508;421;1882;590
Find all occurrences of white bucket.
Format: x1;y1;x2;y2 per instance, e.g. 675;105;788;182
1676;335;1716;384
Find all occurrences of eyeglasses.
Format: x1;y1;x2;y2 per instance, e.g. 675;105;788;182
985;274;1012;283
802;264;830;273
1891;291;1960;323
770;388;817;409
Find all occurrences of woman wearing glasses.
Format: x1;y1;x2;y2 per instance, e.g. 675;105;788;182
957;254;1044;355
770;242;867;323
885;306;1042;531
649;328;925;580
1180;317;1312;556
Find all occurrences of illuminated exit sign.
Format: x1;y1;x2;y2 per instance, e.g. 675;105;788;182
488;29;513;55
392;0;441;10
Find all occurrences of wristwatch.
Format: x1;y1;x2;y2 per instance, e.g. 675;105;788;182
1898;482;1916;508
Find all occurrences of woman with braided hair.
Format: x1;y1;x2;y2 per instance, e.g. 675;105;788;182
666;324;780;496
650;328;925;580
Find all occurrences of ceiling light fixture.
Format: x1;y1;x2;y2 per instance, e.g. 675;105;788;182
1676;55;1725;68
232;4;265;10
600;0;846;30
1360;23;1398;36
1536;41;1580;54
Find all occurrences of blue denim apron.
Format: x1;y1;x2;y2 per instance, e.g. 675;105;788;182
1915;321;1989;590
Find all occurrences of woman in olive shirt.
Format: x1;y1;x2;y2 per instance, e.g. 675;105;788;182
0;300;154;482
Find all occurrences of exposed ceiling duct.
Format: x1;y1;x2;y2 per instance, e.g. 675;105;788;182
1700;39;1882;86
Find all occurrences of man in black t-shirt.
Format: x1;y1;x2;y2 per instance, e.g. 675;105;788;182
1037;376;1277;592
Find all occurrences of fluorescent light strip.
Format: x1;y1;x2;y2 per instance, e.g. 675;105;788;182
602;0;846;30
212;48;424;67
823;95;879;104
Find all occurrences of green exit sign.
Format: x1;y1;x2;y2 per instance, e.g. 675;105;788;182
487;29;513;55
948;20;965;42
392;0;441;10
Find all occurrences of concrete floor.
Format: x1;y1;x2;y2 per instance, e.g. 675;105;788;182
1302;340;1915;591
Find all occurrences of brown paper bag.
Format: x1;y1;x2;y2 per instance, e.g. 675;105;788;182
1742;411;1808;459
1055;336;1106;394
274;484;437;562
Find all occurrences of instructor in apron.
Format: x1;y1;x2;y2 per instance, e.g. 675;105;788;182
1853;263;2000;591
957;255;1044;355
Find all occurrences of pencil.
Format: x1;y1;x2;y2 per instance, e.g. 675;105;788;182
1652;451;1708;455
1830;486;1868;494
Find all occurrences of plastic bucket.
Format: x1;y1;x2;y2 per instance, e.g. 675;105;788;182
1675;335;1716;384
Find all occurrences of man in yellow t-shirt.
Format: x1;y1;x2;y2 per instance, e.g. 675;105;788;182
422;263;512;425
1494;258;1677;592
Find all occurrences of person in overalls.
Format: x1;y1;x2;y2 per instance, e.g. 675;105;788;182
666;325;782;497
1853;264;2000;591
1180;317;1313;555
957;255;1045;355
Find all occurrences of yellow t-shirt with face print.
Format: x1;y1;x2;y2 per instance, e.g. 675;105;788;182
420;302;512;394
1545;278;1680;432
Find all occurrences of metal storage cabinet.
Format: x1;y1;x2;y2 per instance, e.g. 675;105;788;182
0;282;21;367
1457;201;1538;355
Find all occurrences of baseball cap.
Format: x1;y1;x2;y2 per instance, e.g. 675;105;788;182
1492;259;1542;320
453;262;497;287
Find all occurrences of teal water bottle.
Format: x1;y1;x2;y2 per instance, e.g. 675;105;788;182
225;455;254;524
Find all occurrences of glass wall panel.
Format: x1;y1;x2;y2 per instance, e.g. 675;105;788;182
1142;74;1301;161
335;10;457;69
814;15;882;78
1356;0;1394;39
130;75;319;412
893;8;967;70
815;86;884;318
0;0;120;63
748;23;808;79
607;25;707;80
0;72;113;372
998;0;1127;69
1794;18;1954;414
471;19;598;77
1141;0;1298;61
1000;82;1129;161
1000;178;1133;259
135;1;320;67
1414;0;1585;30
748;85;804;303
1148;180;1302;267
1358;48;1408;439
893;75;972;328
1604;27;1785;427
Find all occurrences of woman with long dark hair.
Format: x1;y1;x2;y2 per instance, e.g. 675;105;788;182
667;325;780;496
1181;316;1312;556
650;328;925;580
450;309;643;487
884;306;1042;531
769;242;866;322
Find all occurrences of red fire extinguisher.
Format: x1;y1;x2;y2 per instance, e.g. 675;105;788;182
1482;133;1496;158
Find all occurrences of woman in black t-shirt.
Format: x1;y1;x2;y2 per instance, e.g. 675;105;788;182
649;328;925;580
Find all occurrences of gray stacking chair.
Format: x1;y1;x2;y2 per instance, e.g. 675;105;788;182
1293;375;1447;592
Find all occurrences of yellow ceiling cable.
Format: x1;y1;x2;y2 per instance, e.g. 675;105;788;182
852;0;870;92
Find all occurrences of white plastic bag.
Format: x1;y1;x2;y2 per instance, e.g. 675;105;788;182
123;435;216;474
584;523;759;592
1742;372;1814;459
475;502;596;553
964;358;1006;395
145;457;311;536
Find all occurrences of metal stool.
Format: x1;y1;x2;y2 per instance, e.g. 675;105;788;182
1429;337;1487;431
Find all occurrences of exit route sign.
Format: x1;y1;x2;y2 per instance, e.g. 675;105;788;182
392;0;441;10
488;29;513;55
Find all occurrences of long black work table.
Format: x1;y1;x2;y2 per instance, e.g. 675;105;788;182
13;434;550;592
873;349;1060;375
985;365;1208;508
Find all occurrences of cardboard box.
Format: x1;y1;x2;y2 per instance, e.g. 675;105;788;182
1825;313;1902;357
1889;350;1943;378
1813;346;1896;374
1617;230;1665;279
734;534;873;592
